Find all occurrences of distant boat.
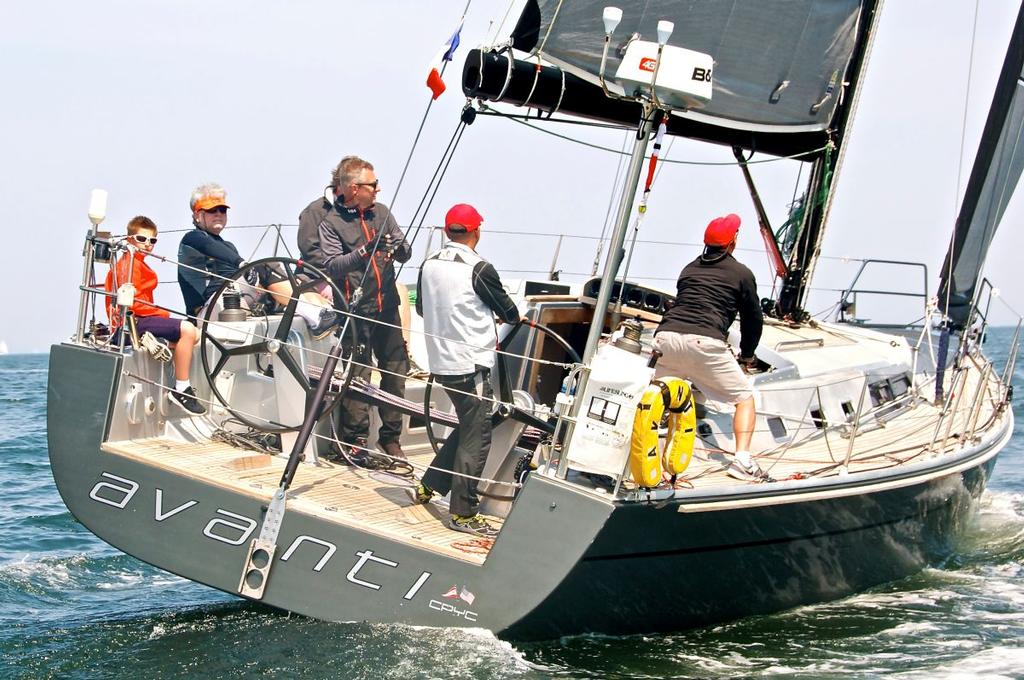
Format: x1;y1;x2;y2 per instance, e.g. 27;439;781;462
0;341;8;355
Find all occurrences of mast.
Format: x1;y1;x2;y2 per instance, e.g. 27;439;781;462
575;7;688;363
581;110;654;363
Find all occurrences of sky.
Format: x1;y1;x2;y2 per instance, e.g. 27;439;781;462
1;0;1022;353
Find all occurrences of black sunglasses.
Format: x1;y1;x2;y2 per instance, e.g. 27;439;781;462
131;234;158;245
355;180;379;190
203;206;229;214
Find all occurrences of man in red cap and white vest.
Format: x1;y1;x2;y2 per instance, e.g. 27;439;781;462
413;203;521;537
653;213;766;481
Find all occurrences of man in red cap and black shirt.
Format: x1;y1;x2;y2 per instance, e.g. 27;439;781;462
412;204;521;537
654;213;766;481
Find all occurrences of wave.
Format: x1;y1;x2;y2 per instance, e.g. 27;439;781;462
891;646;1024;679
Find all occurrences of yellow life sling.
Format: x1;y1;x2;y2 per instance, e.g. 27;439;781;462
629;377;696;488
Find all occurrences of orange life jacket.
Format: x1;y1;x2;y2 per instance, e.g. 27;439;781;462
104;251;170;327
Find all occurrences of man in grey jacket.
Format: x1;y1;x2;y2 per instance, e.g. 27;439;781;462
298;157;411;463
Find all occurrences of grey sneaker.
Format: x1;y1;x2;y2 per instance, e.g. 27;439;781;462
408;482;434;505
727;458;771;482
167;386;207;415
448;514;499;539
308;309;340;340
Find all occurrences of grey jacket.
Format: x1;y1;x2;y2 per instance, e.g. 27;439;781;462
298;195;411;314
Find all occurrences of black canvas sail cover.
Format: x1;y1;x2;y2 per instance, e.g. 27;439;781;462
938;3;1024;328
507;0;863;134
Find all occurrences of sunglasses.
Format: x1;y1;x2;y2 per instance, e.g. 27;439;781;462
355;180;379;190
203;206;229;214
131;234;158;245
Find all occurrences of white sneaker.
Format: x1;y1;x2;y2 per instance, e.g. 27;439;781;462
727;458;770;482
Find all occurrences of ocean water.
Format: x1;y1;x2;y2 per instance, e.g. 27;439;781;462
2;330;1022;679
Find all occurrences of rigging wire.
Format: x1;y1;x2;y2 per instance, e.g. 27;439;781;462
592;129;634;275
478;107;829;165
396;120;468;278
390;0;475;214
943;0;983;317
478;109;631;130
487;0;517;44
614;116;675;297
402;118;465;235
534;0;566;58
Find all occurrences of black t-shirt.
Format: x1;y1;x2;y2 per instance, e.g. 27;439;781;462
657;251;763;357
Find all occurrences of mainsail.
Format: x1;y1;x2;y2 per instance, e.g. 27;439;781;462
938;3;1024;328
467;1;874;157
510;0;862;133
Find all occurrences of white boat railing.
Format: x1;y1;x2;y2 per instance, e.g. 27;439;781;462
72;224;1019;495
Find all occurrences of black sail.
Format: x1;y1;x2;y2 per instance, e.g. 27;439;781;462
507;0;861;130
938;3;1024;328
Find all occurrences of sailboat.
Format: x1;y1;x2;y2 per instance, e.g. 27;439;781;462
48;1;1022;639
0;341;8;355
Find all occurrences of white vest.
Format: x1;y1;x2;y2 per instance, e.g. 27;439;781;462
419;243;500;375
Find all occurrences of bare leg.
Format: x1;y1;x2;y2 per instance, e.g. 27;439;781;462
396;282;411;344
266;280;331;310
300;291;331;307
733;395;755;453
173;321;198;382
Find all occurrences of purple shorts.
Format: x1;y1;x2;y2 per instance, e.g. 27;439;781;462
134;316;183;343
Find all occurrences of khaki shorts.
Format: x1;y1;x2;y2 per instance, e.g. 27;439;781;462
653;331;753;404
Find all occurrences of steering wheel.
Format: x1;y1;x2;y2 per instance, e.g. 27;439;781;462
495;319;581;407
422;320;580;457
199;257;354;433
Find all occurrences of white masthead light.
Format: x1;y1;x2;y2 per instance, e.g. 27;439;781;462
603;6;622;35
657;20;673;45
88;189;108;226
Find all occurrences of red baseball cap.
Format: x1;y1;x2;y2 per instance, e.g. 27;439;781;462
444;204;483;232
703;214;741;246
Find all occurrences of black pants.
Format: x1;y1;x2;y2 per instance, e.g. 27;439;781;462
422;367;493;518
338;306;409;444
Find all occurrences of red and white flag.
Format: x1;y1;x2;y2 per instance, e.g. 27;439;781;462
443;585;460;599
459;587;475;605
426;23;463;99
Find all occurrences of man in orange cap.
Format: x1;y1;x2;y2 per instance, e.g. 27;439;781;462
412;203;521;538
653;213;766;481
178;182;338;336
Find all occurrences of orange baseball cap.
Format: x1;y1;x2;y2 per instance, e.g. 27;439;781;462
193;193;230;211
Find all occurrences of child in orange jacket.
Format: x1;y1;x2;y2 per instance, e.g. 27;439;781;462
105;215;205;414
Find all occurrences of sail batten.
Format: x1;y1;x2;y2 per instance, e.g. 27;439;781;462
938;4;1024;328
